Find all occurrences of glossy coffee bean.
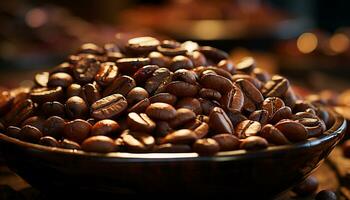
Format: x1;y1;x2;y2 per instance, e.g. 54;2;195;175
63;119;91;143
5;126;21;139
157;45;187;57
20;125;43;143
127;36;160;54
30;87;64;104
270;106;292;124
48;72;73;88
259;124;290;145
127;98;150;113
116;57;150;75
232;74;262;90
173;69;197;84
133;65;160;84
67;83;82;98
81;83;101;105
199;88;222;101
82;136;115;153
198;98;219;115
176;97;202;115
4;99;34;126
94;62;118;87
193;121;209;139
91;94;128;120
205;66;233;80
236;57;256;74
148;52;170;67
275;120;308;142
144;68;172;95
126;87;149;106
292;176;319;196
217;59;236;74
169;55;194;71
249;110;269;125
60;139;81;150
77;43;104;55
91;119;120;136
235;120;261;138
127;112;155;132
73;55;100;83
35;72;49;87
225;110;247;126
103;75;136;97
262;75;290;98
315;190;337;200
220;85;244;112
121;130;155;152
236;79;263;113
65;96;89;119
187;51;207;67
200;74;233;94
240;136;268;150
212;133;240;151
198;46;228;62
283;88;298;108
193;138;220;156
39;136;59;147
41;101;65;117
42;116;65;138
209;107;234;135
155;121;173;137
104;43;120;53
169;108;196;128
161;129;197;145
21;116;45;132
165;81;199;97
146;103;176;120
253;68;270;83
154;143;192;153
149;93;177;105
51;62;73;74
261;97;285;120
161;40;181;48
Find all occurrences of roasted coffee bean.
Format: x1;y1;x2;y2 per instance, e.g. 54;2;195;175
204;66;233;80
35;72;49;87
148;52;170;67
293;100;316;113
236;57;256;74
261;97;285;120
127;37;160;54
199;98;220;115
91;94;128;120
116;57;150;75
236;79;264;113
173;69;197;84
240;136;268;150
65;96;89;119
77;43;104;55
232;74;262;89
30;87;64;104
67;83;82;98
146;103;176;120
161;129;197;144
157;46;187;57
126;87;149;106
155;121;173;137
127;112;155;132
51;62;73;74
262;75;290;98
193;121;209;139
60;139;81;150
41;101;65;117
144;68;172;94
39;136;59;147
104;43;120;53
193;138;220;156
315;190;337;200
165;81;199;97
212;133;240;151
292;176;319;196
253;68;270;83
183;119;202;130
5;126;21;139
73;55;100;83
82;136;115;153
249;110;269;125
127;98;150;113
169;108;196;128
181;40;199;52
169;55;194;71
106;52;125;62
220;85;244;112
154;143;192;153
133;65;159;85
176;97;202;115
4;99;34;126
226;110;247;126
270;106;292;124
121;130;155;152
80;83;101;105
187;51;207;67
161;40;181;48
42;116;65;138
95;62;118;86
199;88;222;101
294;116;326;138
103;75;136;97
198;46;228;62
209;107;234;134
48;72;73;88
87;118;96;126
235;120;261;138
275;120;308;142
91;119;120;136
149;93;177;105
20;125;43;143
282;88;298;108
21;116;45;132
260;124;290;145
64;119;91;143
217;59;236;74
200;74;233;94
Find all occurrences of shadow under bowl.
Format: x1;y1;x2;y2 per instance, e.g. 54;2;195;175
0;110;346;199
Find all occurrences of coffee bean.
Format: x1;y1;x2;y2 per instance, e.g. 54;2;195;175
212;133;240;151
116;57;150;75
60;139;81;150
133;65;159;85
240;136;268;150
193;138;220;156
127;37;160;54
232;74;262;89
236;79;264;113
200;74;233;94
198;46;228;62
169;108;196;128
169;56;194;71
261;97;285;120
4;99;34;126
145;103;176;120
82;136;115;153
149;93;177;105
187;51;207;67
144;68;172;95
176;97;202;115
249;110;269;125
315;190;337;200
67;83;82;98
41;101;65;117
30;87;64;104
95;62;118;87
193;122;209;139
148;52;170;67
209;107;234;135
154;143;192;153
199;98;220;115
87;118;96;126
127;112;155;132
65;96;88;119
5;126;21;139
259;124;290;145
161;40;181;48
42;116;65;138
91;119;120;136
199;88;222;101
20;125;43;143
48;72;73;88
262;75;290;98
104;43;120;53
283;88;298;108
35;72;49;87
73;55;100;83
181;41;199;52
161;129;197;144
236;57;256;74
80;83;101;105
39;136;59;147
217;59;236;74
127;98;150;113
294;115;326;138
235;120;261;138
253;68;270;83
173;69;197;84
275;120;308;142
121;130;155;152
51;62;73;74
155;121;173;137
225;110;247;126
165;81;199;97
204;66;233;80
126;87;149;106
77;43;104;55
220;85;244;112
21;116;45;132
91;94;128;120
270;106;292;124
103;75;136;97
63;119;91;143
292;176;319;196
157;46;187;57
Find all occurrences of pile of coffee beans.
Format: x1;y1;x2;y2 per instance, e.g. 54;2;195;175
0;36;332;155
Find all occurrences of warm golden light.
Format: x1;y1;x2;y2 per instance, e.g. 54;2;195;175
25;8;48;28
191;20;224;40
329;33;349;53
297;33;318;54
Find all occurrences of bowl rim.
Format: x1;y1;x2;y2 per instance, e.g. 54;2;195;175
0;109;346;162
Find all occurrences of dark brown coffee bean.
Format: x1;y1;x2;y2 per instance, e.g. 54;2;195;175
232;74;262;89
165;81;199;97
145;103;176;120
315;190;337;200
116;57;150;75
87;118;96;126
60;139;81;150
64;119;91;143
200;74;233;94
20;125;43;143
133;65;159;85
198;46;228;62
48;72;73;88
220;85;244;112
149;93;177;105
154;143;192;153
104;43;120;53
161;40;181;48
236;57;256;74
204;66;233;80
127;112;155;132
41;101;65;117
235;120;261;138
21;116;45;132
30;87;64;104
225;110;247;126
157;46;187;57
65;96;88;119
77;43;104;55
283;88;298;109
240;136;268;150
212;134;240;151
198;98;219;115
144;68;172;95
183;119;201;130
294;114;326;138
253;68;270;83
193;122;209;139
127;98;150;113
103;75;136;97
82;136;115;153
91;94;128;120
148;52;170;67
127;37;160;54
67;83;82;98
173;69;197;84
249;110;269;125
5;99;34;126
39;136;59;147
261;97;285;120
193;138;220;156
293;176;319;196
155;121;173;137
209;107;234;135
260;124;290;145
161;129;197;144
262;75;290;98
236;79;264;113
107;52;125;62
293;100;316;113
275;120;308;142
80;83;101;105
199;88;222;101
121;130;155;152
270;106;292;124
176;97;202;115
51;62;73;74
217;59;236;74
187;51;207;67
169;56;194;71
5;126;21;139
91;119;120;136
35;72;49;87
73;55;100;83
169;108;196;128
126;87;149;106
181;40;199;52
42;116;65;138
95;62;118;86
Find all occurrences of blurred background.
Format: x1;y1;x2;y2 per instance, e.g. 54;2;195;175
1;0;350;94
